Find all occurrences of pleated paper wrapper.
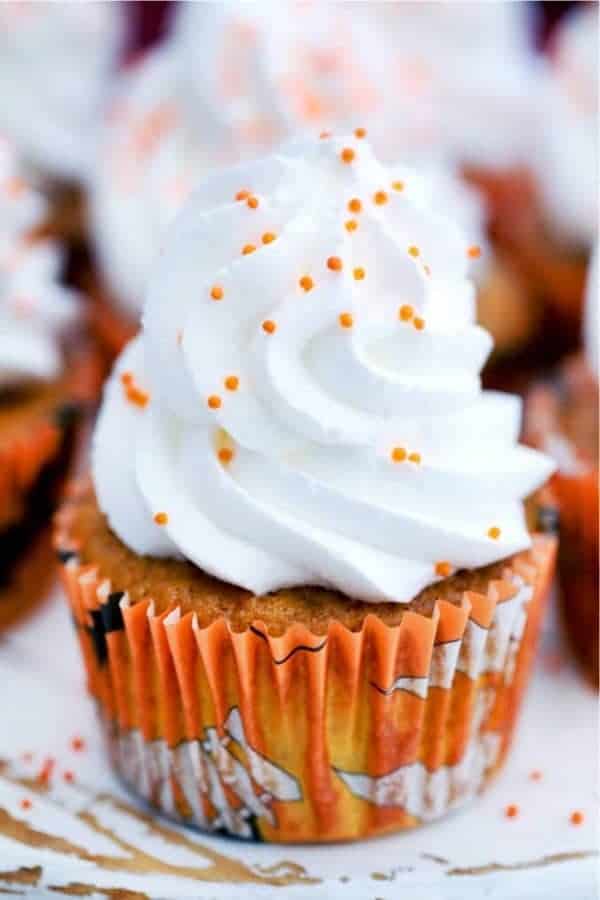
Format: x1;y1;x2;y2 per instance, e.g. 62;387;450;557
55;509;556;843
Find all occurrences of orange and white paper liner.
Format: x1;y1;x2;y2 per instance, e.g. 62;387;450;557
55;515;556;843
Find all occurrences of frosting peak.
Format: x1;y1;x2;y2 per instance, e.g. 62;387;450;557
94;137;553;602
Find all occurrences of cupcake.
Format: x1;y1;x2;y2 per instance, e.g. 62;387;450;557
57;136;556;842
0;1;123;244
525;248;598;687
0;140;95;630
87;1;538;363
507;3;598;344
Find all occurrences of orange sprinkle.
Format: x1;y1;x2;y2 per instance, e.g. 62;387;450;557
505;804;519;819
353;267;365;281
408;245;420;257
210;285;224;300
435;561;452;578
120;371;134;387
20;798;32;811
374;190;388;205
340;147;356;164
235;189;250;201
468;244;482;259
218;447;234;464
391;447;407;463
242;244;256;255
529;770;543;782
354;127;367;139
154;512;169;526
224;375;239;391
339;312;353;329
207;394;222;409
299;275;314;292
319;130;332;139
392;180;405;192
348;198;362;213
327;256;343;271
398;304;414;321
37;757;55;786
408;452;421;464
63;770;75;784
70;737;85;753
488;526;501;540
345;219;358;232
262;231;277;244
128;386;150;408
570;811;584;826
262;319;276;334
413;317;425;331
247;195;259;209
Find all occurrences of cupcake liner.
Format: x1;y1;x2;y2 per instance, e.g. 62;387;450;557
55;511;556;843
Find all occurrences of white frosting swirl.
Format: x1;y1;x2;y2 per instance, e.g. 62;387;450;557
93;137;553;602
535;5;598;247
0;1;122;181
0;140;78;387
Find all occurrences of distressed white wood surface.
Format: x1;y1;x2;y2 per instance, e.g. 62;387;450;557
0;588;596;899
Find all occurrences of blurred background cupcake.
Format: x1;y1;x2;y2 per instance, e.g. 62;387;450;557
525;247;598;687
0;139;96;630
501;3;598;354
85;0;547;366
0;1;124;246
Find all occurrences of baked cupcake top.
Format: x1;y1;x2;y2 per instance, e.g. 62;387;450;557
535;5;598;248
585;245;598;380
93;136;553;603
0;1;122;182
0;140;78;387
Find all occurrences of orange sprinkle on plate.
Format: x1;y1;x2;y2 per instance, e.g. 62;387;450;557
398;304;413;321
570;811;584;826
408;245;420;258
435;561;452;577
210;285;224;300
224;375;239;391
354;127;367;138
235;189;250;201
340;147;356;164
505;804;519;819
339;312;353;328
374;190;388;205
299;275;314;292
488;526;501;539
345;219;358;232
247;196;259;209
242;244;256;255
468;244;482;259
262;319;277;334
207;394;222;409
327;256;343;271
262;232;277;244
391;447;407;463
353;267;365;281
154;512;169;526
392;180;404;192
408;452;421;464
413;317;425;331
218;447;234;464
348;198;362;213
